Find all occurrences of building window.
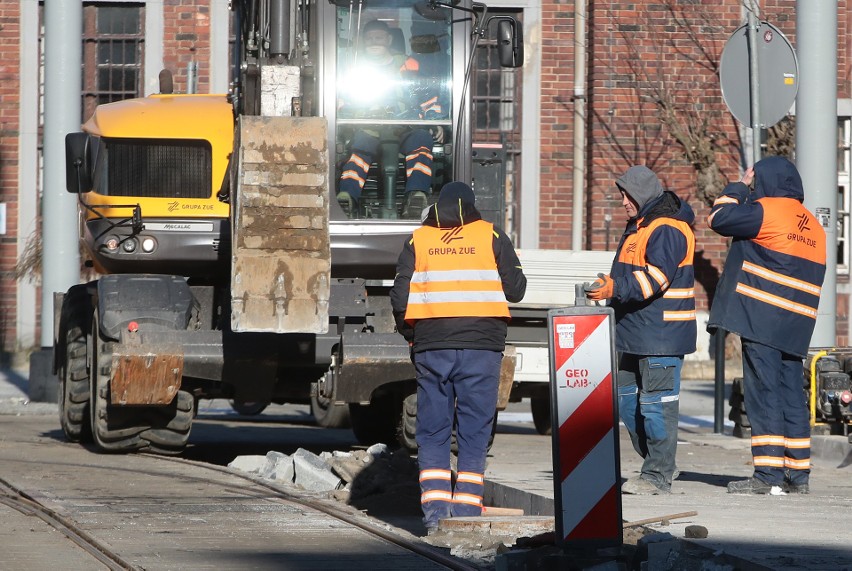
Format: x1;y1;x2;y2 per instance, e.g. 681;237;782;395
471;10;523;241
82;3;145;122
838;117;851;275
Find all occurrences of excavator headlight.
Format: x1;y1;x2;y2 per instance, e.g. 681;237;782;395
141;237;157;253
122;238;137;253
104;235;119;251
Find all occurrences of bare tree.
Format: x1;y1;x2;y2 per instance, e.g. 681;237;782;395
592;1;738;206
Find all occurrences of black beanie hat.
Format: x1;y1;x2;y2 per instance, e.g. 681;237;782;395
438;181;476;206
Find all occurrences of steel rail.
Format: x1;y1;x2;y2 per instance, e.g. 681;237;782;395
146;453;484;571
0;478;137;571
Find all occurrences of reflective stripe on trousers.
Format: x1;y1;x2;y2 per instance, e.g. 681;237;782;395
415;348;501;527
338;129;434;200
741;338;810;485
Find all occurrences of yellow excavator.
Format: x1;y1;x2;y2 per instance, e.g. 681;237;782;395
57;0;530;453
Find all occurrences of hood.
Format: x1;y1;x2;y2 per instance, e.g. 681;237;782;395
752;156;804;202
616;165;665;212
422;181;482;228
640;191;695;227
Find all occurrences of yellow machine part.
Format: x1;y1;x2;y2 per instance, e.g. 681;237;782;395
80;94;234;220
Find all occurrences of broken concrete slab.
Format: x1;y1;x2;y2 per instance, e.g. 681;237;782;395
227;455;268;474
293;447;342;492
263;451;295;483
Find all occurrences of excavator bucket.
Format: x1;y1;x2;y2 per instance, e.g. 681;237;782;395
231;116;331;333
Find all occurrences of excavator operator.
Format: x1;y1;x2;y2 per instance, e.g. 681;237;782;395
337;18;445;219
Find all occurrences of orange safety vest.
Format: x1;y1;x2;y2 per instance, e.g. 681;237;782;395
405;220;510;321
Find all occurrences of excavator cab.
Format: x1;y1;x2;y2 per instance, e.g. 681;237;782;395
330;2;454;220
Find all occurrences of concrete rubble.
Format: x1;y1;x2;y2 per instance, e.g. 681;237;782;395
229;444;734;570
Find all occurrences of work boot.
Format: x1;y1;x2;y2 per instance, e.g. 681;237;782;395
784;481;810;494
337;191;356;218
621;476;669;495
727;477;786;495
401;190;429;219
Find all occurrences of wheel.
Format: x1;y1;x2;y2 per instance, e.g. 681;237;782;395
399;391;418;453
349;391;401;446
89;311;194;454
230;401;269;416
531;395;552;436
310;393;351;428
59;285;92;443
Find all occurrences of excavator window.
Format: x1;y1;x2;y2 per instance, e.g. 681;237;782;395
333;2;453;220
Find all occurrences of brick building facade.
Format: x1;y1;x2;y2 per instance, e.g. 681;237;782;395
2;1;851;357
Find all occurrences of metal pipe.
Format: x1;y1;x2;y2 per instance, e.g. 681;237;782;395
747;4;761;164
187;61;198;94
713;329;726;434
797;0;838;347
572;0;587;250
270;0;291;60
42;1;82;347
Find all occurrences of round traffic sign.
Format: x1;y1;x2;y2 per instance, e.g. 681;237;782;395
720;21;798;128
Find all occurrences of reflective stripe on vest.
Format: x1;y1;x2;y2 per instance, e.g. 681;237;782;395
734;198;825;321
405;220;510;320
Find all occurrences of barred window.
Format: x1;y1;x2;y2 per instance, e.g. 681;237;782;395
82;3;145;122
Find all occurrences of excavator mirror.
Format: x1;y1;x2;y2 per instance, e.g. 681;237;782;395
497;19;523;68
65;132;93;193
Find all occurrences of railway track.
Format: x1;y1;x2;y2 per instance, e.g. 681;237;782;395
0;478;132;570
0;422;479;570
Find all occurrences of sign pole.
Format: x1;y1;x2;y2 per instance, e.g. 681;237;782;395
747;5;762;164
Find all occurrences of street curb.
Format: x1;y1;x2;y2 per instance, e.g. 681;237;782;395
812;434;852;468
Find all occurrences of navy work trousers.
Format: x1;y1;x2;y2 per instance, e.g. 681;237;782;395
617;353;683;491
414;348;502;528
741;338;810;486
339;128;434;201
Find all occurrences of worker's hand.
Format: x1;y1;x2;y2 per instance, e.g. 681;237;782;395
431;125;445;144
584;273;614;301
740;166;755;189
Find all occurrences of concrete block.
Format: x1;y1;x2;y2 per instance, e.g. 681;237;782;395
638;533;680;570
227;455;268;474
264;451;295;483
440;517;491;533
293;448;341;492
329;455;365;484
489;516;554;538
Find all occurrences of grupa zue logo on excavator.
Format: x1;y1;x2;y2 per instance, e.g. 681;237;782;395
167;201;214;212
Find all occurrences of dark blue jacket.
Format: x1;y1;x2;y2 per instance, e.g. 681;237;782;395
610;191;697;356
707;156;826;357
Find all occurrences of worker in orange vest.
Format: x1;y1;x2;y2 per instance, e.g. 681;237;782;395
390;181;526;533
